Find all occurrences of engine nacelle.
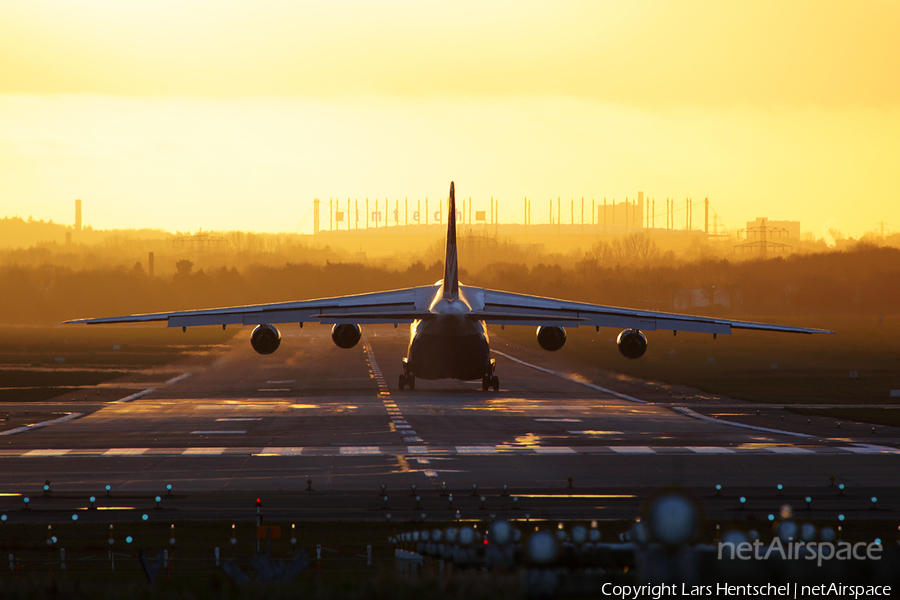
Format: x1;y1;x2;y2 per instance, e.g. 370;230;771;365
250;324;281;355
617;329;648;359
536;326;566;351
332;323;362;349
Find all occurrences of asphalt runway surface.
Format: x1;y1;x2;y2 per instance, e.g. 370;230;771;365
0;325;897;522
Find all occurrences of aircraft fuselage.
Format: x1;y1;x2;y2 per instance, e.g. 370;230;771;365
406;285;490;380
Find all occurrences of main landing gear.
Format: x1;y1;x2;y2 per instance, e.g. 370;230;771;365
482;358;499;392
481;374;499;392
399;372;415;391
399;358;415;391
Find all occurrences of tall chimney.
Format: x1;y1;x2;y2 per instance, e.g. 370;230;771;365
75;199;82;231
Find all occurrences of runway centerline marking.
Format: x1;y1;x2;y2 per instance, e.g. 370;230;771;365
364;337;431;456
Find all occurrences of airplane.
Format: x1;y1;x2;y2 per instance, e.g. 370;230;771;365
66;182;832;391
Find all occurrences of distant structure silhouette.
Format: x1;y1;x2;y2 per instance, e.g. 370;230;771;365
735;217;792;258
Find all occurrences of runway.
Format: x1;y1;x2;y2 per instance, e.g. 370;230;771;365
0;325;897;520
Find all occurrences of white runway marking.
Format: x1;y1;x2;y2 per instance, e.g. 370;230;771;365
115;388;156;403
842;444;900;454
672;407;813;438
256;447;303;456
191;430;247;434
686;446;736;454
455;446;499;454
216;418;262;422
339;446;381;455
165;372;192;385
765;447;815;454
491;349;648;403
102;448;149;456
424;470;438;477
0;444;895;458
23;449;70;456
610;446;655;454
535;418;583;422
0;412;84;436
182;448;225;455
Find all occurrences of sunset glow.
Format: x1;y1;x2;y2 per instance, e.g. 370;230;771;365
1;1;897;237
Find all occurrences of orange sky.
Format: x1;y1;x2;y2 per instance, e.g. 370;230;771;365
0;1;898;238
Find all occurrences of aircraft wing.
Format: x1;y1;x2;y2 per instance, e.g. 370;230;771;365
467;288;833;335
64;286;438;328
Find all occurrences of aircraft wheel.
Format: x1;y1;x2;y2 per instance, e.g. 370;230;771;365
491;376;500;392
407;374;415;391
482;375;490;392
399;374;407;390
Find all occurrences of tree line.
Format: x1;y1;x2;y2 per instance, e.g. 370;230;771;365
1;241;898;325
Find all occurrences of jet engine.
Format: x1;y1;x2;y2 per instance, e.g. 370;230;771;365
617;329;647;359
536;326;566;351
332;323;362;349
250;324;281;355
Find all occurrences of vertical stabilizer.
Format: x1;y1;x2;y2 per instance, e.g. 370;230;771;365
443;181;459;298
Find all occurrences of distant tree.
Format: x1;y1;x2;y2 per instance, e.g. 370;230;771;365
175;259;194;277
